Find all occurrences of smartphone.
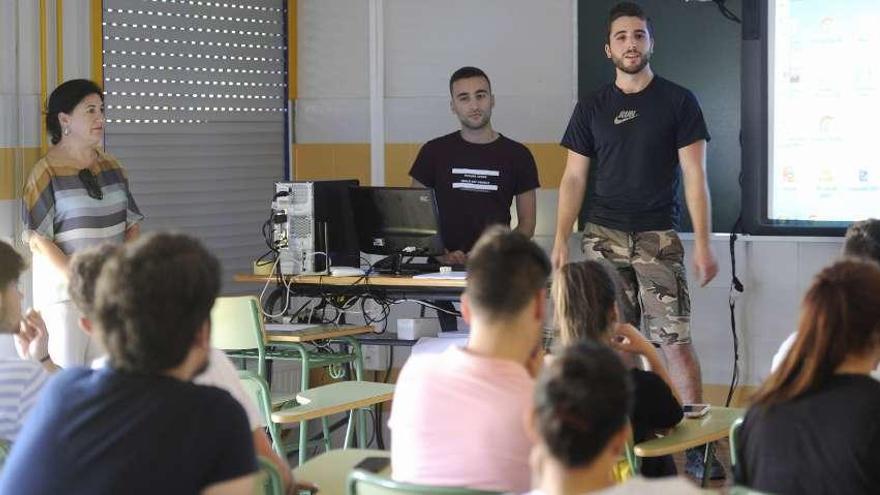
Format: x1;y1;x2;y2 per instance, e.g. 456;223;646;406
682;403;711;418
355;456;391;473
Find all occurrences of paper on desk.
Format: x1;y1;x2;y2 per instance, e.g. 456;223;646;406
411;271;467;280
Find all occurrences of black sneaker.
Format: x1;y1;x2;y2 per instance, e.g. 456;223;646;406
685;446;726;480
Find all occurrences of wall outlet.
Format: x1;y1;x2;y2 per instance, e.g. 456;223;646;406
362;344;390;371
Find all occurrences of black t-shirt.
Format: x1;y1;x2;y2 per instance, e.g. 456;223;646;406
630;368;683;477
0;367;256;495
561;76;710;232
409;131;540;253
735;374;880;495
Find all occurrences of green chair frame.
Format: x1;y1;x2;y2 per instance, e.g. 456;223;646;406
729;416;744;468
212;296;367;465
239;370;288;458
0;439;10;471
347;469;501;495
258;455;285;495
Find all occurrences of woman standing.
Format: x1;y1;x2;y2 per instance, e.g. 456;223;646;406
22;79;142;367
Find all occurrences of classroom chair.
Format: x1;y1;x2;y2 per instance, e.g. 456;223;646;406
729;416;744;468
347;469;501;495
238;370;293;458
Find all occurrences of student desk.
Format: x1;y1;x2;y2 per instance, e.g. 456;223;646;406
633;406;745;487
294;448;390;495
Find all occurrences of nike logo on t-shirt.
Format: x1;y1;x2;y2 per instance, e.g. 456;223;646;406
613;110;639;125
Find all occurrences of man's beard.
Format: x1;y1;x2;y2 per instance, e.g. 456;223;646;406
459;112;491;130
613;50;651;74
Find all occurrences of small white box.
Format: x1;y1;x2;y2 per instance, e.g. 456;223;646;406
397;318;440;340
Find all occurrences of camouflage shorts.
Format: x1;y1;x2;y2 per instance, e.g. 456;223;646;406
581;223;691;345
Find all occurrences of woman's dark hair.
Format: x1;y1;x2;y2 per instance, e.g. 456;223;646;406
752;259;880;407
553;260;620;345
46;79;103;145
534;341;633;468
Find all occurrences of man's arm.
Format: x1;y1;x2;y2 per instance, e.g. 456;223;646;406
410;178;425;188
410;178;466;264
513;189;537;239
201;474;257;495
124;223;141;242
551;151;590;269
679;139;718;286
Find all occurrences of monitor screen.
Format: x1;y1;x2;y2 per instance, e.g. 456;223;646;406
348;187;444;257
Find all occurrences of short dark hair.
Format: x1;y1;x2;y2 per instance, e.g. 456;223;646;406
46;79;103;145
843;219;880;264
449;66;492;96
465;226;550;321
0;241;26;290
94;232;220;373
607;2;653;41
534;341;633;468
0;241;26;333
68;242;120;318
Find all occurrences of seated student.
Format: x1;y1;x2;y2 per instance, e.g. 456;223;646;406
553;260;682;477
527;341;704;494
68;243;297;492
735;259;880;495
0;241;60;442
0;233;257;495
389;226;550;492
771;218;880;380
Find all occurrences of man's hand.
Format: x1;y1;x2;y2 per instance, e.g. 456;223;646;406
692;244;719;287
551;238;569;271
15;309;50;362
436;250;467;266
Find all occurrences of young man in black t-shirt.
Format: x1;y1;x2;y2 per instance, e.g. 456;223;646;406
551;2;720;478
410;66;540;330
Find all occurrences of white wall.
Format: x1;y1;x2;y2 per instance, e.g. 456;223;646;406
296;0;575;144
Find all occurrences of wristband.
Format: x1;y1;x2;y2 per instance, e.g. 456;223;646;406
39;354;51;363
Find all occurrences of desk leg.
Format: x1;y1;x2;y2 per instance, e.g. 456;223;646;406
339;336;367;448
297;345;310;467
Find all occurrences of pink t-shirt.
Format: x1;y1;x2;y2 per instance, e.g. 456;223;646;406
389;346;535;492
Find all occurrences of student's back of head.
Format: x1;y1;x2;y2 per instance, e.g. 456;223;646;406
465;225;550;323
553;259;620;345
754;258;880;406
534;341;633;469
94;232;220;373
0;241;26;332
68;242;119;319
843;218;880;263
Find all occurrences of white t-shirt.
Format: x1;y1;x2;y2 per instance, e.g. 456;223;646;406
525;476;708;495
92;347;262;429
772;331;880;380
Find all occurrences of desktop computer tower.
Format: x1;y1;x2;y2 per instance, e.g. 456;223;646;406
273;180;359;275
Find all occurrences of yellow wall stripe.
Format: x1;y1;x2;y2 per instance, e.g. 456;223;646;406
0;148;41;201
288;0;297;100
293;142;568;188
90;0;103;86
39;0;48;155
56;0;64;85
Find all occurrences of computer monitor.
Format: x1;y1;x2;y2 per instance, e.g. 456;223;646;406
348;187;445;271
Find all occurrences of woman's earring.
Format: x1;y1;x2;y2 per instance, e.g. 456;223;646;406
62;126;70;136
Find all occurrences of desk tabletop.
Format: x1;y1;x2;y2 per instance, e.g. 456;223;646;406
235;273;467;288
294;448;389;495
272;381;395;424
633;407;745;457
265;324;372;343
